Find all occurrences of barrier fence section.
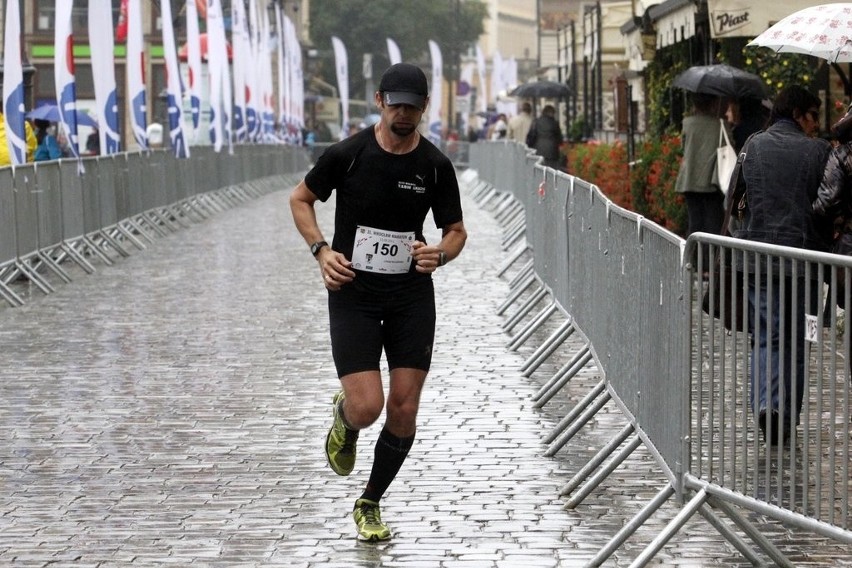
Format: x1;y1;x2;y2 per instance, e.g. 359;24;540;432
0;145;310;307
467;140;851;567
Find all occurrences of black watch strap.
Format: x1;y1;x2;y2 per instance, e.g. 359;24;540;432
310;241;328;257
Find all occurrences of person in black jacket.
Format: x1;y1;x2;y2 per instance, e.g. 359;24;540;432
814;106;852;312
733;85;831;446
526;105;563;170
814;104;852;255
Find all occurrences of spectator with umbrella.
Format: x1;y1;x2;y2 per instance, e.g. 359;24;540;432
673;64;768;242
526;104;564;170
674;92;727;244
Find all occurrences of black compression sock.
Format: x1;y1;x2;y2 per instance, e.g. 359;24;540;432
360;426;415;503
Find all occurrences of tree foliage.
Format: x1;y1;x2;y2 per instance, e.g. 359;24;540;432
309;0;487;98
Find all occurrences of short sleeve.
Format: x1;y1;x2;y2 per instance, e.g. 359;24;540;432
431;156;463;228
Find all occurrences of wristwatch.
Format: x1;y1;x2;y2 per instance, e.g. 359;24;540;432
310;241;328;257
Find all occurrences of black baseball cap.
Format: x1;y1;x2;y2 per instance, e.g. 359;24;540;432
379;63;428;110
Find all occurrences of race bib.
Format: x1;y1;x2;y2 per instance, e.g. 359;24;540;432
351;225;415;274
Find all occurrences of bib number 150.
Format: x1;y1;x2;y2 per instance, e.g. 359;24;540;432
372;242;399;256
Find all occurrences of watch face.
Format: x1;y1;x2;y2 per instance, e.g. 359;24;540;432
311;242;327;256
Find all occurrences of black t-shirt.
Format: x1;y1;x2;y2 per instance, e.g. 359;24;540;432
304;126;463;293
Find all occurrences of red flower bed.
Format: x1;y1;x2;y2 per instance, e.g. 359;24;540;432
568;135;686;235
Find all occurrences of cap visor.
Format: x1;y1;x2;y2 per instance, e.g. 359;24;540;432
384;92;426;109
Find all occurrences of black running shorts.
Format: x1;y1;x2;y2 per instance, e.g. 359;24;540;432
328;278;436;378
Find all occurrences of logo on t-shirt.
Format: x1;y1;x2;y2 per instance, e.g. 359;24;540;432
398;176;426;193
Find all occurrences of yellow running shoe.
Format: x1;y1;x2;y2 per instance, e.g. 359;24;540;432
353;498;391;541
325;391;358;476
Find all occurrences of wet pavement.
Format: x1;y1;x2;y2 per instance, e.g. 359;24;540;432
0;173;849;567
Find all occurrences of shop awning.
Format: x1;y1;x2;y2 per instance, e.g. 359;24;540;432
649;0;697;48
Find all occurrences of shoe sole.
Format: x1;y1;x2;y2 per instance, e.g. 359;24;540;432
357;531;391;542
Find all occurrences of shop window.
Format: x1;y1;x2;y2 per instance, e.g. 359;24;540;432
35;1;122;33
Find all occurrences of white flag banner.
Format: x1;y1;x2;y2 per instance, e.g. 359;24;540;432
55;2;81;158
185;0;202;138
127;0;148;149
247;0;261;140
275;3;288;139
497;57;518;116
3;0;27;165
428;40;443;145
331;36;349;140
260;7;275;141
231;0;250;141
160;0;188;158
457;62;474;137
288;16;304;138
89;0;120;154
490;51;504;106
387;38;402;66
207;0;232;153
475;45;487;113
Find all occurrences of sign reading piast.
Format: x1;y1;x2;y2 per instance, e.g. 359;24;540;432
707;0;822;38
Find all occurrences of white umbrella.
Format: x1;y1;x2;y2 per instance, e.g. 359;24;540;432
748;3;852;63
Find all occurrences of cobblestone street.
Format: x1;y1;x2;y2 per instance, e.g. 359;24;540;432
0;174;848;566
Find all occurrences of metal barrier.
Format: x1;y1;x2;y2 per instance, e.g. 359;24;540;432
0;145;311;307
468;140;852;566
686;235;851;550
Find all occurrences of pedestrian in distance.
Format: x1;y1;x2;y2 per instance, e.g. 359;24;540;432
488;113;507;140
289;62;468;542
33;119;63;161
526;104;563;170
732;85;832;446
85;127;100;155
507;101;533;144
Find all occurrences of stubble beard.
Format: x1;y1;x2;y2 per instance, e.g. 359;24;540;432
390;123;417;137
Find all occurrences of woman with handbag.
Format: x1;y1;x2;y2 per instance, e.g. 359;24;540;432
675;93;728;241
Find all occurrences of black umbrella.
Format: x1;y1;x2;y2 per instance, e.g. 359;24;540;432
672;64;767;100
510;80;571;99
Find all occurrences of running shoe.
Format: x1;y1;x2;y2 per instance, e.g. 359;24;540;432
353;498;391;541
325;390;358;476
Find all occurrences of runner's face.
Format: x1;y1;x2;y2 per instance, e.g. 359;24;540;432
376;94;425;137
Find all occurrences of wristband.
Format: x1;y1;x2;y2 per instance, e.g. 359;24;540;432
438;251;447;267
